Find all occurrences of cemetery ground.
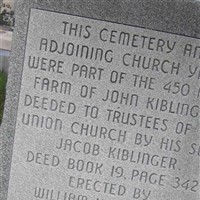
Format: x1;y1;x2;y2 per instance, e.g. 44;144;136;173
0;71;7;124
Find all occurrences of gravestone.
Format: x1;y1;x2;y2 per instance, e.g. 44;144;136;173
1;1;200;200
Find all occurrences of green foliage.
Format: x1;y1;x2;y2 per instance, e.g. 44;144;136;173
0;11;11;26
0;13;4;25
0;71;7;124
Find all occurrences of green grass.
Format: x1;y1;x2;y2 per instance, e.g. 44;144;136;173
0;71;7;124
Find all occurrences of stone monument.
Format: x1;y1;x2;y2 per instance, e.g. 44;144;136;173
1;1;199;200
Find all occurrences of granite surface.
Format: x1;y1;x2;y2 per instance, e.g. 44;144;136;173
1;1;200;200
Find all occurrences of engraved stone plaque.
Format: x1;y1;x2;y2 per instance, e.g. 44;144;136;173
4;5;200;200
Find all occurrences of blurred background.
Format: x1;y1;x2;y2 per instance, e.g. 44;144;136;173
0;0;15;124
